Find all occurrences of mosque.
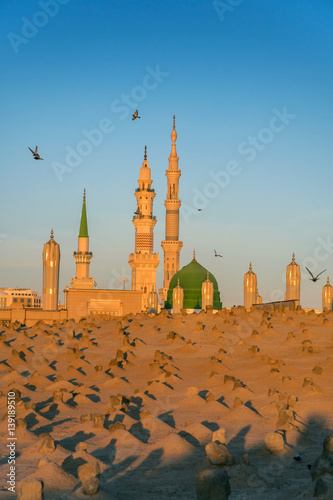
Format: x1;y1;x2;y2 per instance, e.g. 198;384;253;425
0;117;332;326
0;116;224;326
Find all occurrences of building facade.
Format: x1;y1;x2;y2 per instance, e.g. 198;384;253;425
0;289;41;309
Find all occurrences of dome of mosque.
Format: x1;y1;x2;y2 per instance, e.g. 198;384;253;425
165;253;222;310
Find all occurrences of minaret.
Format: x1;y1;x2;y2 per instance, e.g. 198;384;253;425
129;146;159;307
285;253;300;306
71;189;94;289
244;263;257;310
42;229;60;310
202;271;214;310
147;285;158;314
172;278;184;314
322;277;333;311
160;115;183;302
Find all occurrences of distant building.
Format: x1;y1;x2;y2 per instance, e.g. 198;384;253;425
0;288;41;309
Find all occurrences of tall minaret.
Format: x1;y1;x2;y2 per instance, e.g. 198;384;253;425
71;189;94;289
129;146;159;307
42;229;60;310
322;277;333;311
244;263;257;310
160;115;183;302
285;253;300;306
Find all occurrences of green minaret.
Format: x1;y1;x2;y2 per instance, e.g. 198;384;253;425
79;189;89;237
72;189;94;287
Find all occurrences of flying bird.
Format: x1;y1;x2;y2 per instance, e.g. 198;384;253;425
28;146;43;160
214;249;223;258
198;209;202;212
132;110;141;120
305;267;326;282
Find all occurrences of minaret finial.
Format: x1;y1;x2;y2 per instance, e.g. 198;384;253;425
192;249;196;261
292;252;295;263
327;277;330;286
144;145;147;160
249;262;252;272
79;189;89;237
171;115;177;153
177;278;180;287
207;271;209;280
50;228;54;239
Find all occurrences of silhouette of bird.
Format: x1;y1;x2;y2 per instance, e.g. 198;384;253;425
293;454;302;462
305;267;326;282
214;249;223;258
28;146;43;160
198;209;202;212
134;208;141;215
132;110;141;120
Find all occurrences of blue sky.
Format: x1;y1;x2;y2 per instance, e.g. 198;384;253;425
1;0;333;309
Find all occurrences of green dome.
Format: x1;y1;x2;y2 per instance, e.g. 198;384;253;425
165;258;222;310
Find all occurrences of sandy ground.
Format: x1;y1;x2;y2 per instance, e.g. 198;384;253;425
0;307;332;499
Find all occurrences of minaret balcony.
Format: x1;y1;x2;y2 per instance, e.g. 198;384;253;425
74;251;93;256
164;199;181;207
133;215;156;220
135;188;155;192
